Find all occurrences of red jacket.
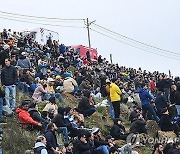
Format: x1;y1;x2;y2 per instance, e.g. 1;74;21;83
150;80;157;92
16;108;38;125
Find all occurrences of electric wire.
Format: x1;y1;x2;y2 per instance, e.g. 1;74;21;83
92;23;180;57
90;28;180;61
0;10;85;21
0;16;85;29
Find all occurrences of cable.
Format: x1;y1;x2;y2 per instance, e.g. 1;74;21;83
0;16;85;29
0;13;83;23
92;23;180;56
91;24;180;58
0;10;85;21
90;28;180;61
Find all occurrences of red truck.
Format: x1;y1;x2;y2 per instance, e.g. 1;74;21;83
71;45;98;61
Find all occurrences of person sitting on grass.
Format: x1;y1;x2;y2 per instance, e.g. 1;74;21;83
16;100;42;130
129;113;147;134
110;118;128;140
77;90;96;117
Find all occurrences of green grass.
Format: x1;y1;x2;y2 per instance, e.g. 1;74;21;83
2;91;152;154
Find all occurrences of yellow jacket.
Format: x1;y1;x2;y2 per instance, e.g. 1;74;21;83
110;83;122;102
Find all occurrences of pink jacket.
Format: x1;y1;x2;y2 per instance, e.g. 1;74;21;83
32;84;47;103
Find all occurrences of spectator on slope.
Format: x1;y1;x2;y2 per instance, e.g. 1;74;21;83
154;91;168;117
105;78;115;119
52;107;69;142
44;78;64;103
16;100;42;130
28;103;49;131
32;80;47;103
110;118;128;140
174;84;180;115
92;128;109;154
17;52;31;69
45;123;60;154
78;78;91;92
110;78;122;118
34;136;48;154
152;143;164;154
129;113;147;134
73;131;92;154
54;75;64;93
1;58;18;110
43;96;58;116
77;90;96;117
63;73;78;95
168;142;180;154
159;108;180;136
170;84;177;105
139;83;159;123
129;106;142;123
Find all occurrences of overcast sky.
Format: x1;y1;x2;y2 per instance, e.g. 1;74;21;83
1;0;180;76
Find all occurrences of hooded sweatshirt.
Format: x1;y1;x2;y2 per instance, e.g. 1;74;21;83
34;142;47;154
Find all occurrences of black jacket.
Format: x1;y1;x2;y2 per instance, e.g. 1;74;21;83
175;90;180;105
73;140;91;153
110;124;126;139
78;96;92;111
28;108;47;123
155;94;168;110
1;65;17;86
94;136;109;148
159;114;174;131
130;119;146;133
52;113;71;128
45;130;58;154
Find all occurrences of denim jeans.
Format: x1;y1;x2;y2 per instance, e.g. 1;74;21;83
57;127;68;142
18;82;29;93
81;107;96;117
175;105;180;115
44;93;64;102
108;100;115;119
96;145;109;154
142;104;159;123
0;98;3;123
73;86;79;94
5;85;16;109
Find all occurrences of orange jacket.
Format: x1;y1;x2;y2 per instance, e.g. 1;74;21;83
16;108;38;125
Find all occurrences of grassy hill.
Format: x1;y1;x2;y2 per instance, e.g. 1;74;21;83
2;91;153;154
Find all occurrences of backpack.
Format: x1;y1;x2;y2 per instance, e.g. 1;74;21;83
34;146;46;154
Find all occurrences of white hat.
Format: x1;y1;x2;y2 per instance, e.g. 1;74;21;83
47;78;55;82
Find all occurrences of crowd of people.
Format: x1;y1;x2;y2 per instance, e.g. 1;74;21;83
0;28;180;154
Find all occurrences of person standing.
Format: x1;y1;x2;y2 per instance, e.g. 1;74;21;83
1;58;17;110
139;83;159;123
110;78;122;118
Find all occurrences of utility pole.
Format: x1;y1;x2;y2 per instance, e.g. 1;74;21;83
86;18;96;51
110;54;113;64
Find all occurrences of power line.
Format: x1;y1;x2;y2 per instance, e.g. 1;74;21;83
91;24;180;58
0;16;85;29
92;23;180;57
0;13;83;23
0;10;85;21
90;28;180;61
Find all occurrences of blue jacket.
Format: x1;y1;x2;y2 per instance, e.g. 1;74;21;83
139;88;153;106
